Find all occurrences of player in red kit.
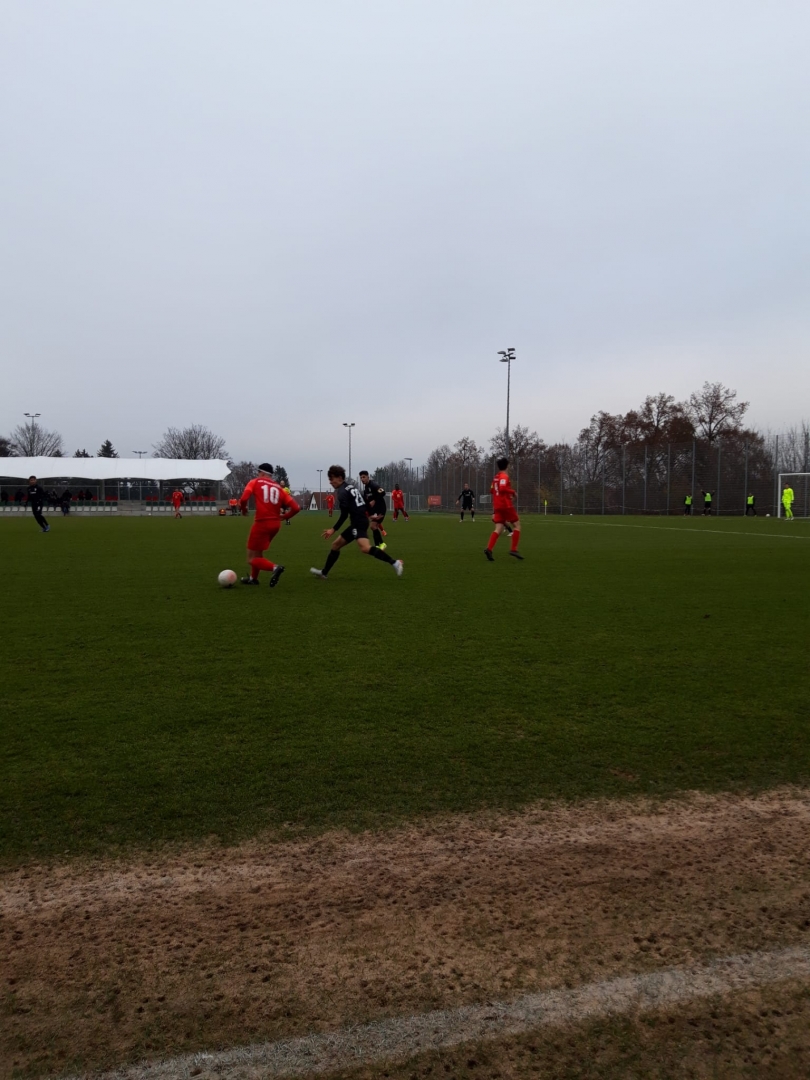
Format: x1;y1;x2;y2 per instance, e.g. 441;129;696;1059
391;484;409;521
171;488;184;518
485;457;523;561
326;492;335;517
239;463;300;587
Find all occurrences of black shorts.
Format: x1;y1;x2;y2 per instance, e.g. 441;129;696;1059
341;522;368;543
460;503;474;511
368;509;386;524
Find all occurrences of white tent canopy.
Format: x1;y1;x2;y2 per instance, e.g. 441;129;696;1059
0;458;231;481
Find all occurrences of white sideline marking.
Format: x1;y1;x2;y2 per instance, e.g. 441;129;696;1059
64;945;810;1080
549;519;810;540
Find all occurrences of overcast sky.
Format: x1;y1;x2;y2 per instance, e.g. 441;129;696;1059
2;0;808;485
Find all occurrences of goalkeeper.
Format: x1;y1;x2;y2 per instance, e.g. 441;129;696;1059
782;484;795;520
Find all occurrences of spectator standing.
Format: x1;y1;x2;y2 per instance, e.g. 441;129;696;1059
60;489;72;516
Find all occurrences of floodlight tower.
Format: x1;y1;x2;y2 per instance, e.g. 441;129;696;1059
133;451;147;458
24;412;40;455
343;423;355;480
496;348;515;456
317;468;323;505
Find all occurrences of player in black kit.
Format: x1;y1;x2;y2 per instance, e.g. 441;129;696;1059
456;484;476;522
26;476;50;533
311;465;403;579
358;470;387;548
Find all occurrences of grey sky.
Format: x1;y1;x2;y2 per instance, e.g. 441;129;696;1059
2;0;808;485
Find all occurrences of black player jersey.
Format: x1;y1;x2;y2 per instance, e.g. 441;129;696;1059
334;482;371;529
363;480;386;514
26;484;46;507
458;490;475;506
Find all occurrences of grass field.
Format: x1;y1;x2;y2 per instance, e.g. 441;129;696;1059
2;511;808;864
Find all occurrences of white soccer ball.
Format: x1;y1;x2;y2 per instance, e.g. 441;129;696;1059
218;569;237;588
766;514;771;518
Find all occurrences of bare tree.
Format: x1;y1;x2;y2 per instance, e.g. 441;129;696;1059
223;461;255;499
426;444;452;472
489;424;543;462
373;459;411;485
771;421;810;472
453;436;482;468
9;421;64;456
153;424;228;459
637;393;693;442
0;435;13;457
687;382;749;442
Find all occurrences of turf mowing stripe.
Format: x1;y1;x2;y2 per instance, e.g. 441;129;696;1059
64;945;810;1080
547;519;810;540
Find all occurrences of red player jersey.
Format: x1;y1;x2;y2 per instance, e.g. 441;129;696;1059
326;493;335;508
171;490;183;504
240;477;299;522
391;489;405;508
491;471;516;511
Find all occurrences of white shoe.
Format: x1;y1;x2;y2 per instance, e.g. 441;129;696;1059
310;568;327;579
393;559;404;577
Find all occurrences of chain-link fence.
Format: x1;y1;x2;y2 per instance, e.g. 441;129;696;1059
374;437;810;517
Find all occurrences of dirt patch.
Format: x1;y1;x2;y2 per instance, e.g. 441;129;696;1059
2;790;810;1078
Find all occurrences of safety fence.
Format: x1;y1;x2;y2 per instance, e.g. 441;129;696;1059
374;439;810;517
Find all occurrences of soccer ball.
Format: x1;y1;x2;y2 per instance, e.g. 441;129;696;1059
218;569;237;588
766;514;771;518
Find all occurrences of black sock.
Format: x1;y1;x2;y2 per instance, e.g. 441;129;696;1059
369;546;394;565
373;528;382;545
471;512;475;519
323;549;341;575
460;513;464;521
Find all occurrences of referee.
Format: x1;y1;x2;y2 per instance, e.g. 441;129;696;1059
26;475;50;533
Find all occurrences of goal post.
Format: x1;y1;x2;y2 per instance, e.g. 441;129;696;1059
776;473;810;518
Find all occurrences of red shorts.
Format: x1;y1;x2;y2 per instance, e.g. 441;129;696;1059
247;522;280;551
493;508;519;525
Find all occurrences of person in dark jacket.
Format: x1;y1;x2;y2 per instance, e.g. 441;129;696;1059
26;476;50;532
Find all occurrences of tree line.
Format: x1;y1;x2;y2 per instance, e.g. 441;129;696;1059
374;382;808;491
2;385;807;496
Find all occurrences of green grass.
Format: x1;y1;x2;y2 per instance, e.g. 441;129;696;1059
2;512;808;863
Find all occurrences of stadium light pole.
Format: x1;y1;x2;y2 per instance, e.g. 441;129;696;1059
317;468;323;506
24;412;41;455
405;457;413;502
133;450;147;458
496;349;515;457
343;422;355;480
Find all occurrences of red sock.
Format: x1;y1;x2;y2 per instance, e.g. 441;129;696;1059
250;557;275;578
510;529;520;552
487;531;499;551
